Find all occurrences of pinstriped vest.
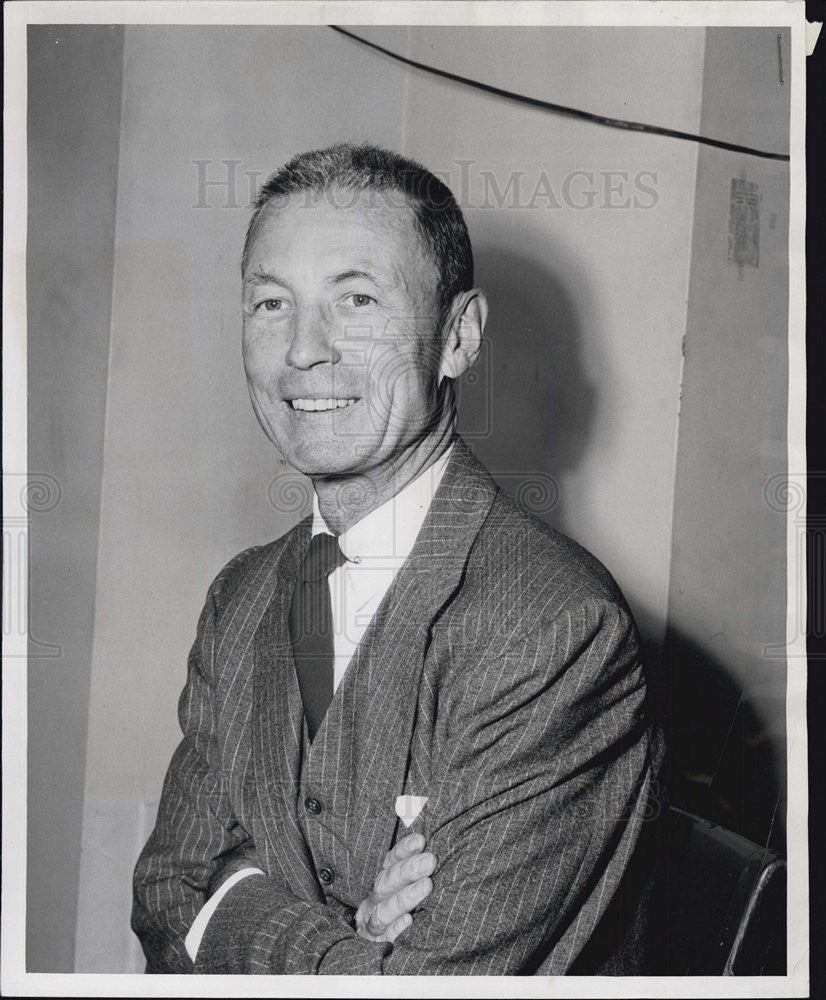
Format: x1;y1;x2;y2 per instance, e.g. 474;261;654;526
292;611;434;912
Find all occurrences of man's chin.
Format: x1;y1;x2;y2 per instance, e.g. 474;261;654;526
281;440;378;479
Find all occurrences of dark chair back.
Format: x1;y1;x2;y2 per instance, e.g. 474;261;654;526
666;807;786;974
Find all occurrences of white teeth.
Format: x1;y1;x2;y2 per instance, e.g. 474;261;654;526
290;398;358;411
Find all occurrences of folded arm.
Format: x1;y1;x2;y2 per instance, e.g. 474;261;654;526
132;556;271;972
180;597;657;974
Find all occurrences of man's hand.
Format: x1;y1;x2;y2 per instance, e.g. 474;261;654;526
354;832;437;943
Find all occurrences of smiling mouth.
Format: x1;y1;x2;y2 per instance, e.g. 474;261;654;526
288;397;360;412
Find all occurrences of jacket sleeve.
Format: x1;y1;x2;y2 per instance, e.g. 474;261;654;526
131;551;279;972
131;548;366;972
192;596;662;975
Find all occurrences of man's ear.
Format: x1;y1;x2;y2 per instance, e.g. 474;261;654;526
438;289;489;383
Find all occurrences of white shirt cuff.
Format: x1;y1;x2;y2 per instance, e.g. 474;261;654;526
184;867;265;962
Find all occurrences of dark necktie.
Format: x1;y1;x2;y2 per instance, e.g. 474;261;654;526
288;532;347;742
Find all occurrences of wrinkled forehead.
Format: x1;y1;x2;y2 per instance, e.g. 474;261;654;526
245;186;438;285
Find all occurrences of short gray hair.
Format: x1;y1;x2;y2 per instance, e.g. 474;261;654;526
242;142;474;321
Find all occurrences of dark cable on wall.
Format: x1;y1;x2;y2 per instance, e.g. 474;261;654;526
330;25;791;163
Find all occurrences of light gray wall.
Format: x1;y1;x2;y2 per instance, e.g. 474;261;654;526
665;27;790;848
26;25;125;972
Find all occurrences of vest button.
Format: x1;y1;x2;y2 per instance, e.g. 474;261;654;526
318;866;334;885
304;797;322;815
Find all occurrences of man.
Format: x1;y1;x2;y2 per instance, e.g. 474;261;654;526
132;142;663;975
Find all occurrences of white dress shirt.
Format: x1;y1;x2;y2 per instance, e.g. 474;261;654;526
185;443;454;961
321;443;453;693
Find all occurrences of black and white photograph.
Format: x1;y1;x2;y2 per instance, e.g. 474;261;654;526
2;1;810;994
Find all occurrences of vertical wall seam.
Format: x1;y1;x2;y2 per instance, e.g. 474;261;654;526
660;27;707;658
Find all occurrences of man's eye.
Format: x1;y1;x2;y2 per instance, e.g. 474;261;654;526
257;299;283;312
348;293;375;307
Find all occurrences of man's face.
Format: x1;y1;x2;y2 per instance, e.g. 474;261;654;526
242;188;446;479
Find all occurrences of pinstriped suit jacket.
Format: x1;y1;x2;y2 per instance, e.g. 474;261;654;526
132;435;663;975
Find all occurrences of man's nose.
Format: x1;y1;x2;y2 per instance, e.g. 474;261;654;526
285;306;341;370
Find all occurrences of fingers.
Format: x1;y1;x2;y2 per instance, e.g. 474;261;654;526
375;851;436;897
397;875;433;915
373;875;433;930
384;912;413;944
382;832;426;869
355;834;437;943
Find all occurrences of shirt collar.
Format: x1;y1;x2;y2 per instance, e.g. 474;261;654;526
311;442;454;564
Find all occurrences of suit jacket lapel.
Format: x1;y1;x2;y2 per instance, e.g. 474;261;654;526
339;436;501;891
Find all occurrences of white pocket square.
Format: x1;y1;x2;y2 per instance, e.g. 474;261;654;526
395;794;428;827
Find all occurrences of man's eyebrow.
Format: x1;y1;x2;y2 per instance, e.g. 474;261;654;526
326;269;381;286
245;270;289;287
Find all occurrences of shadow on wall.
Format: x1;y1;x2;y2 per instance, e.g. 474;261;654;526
456;244;597;539
662;623;786;853
455;244;785;855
